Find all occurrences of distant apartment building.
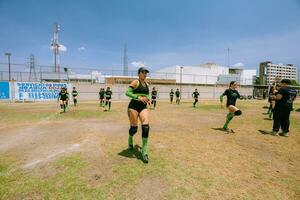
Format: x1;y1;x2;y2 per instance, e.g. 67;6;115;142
259;61;297;85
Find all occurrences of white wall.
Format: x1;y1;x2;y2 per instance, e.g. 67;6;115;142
154;64;228;84
241;70;256;85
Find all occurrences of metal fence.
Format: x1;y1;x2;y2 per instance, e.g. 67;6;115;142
0;62;257;85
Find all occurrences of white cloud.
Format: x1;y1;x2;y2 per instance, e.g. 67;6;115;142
50;43;67;52
78;46;86;52
232;62;244;67
131;61;146;68
59;44;67;52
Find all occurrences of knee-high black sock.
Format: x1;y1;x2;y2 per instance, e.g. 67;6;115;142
142;124;150;155
109;102;111;109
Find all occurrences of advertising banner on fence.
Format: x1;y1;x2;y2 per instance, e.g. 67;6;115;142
14;82;72;101
0;82;10;100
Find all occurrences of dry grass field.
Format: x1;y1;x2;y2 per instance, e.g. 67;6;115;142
0;99;299;200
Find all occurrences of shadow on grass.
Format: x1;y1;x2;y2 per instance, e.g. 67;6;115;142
258;129;273;135
211;127;234;133
263;117;273;120
118;145;144;163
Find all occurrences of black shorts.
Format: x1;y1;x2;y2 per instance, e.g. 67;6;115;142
60;98;67;101
128;100;147;113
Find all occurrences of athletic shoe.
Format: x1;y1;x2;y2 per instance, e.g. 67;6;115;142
222;128;234;134
282;132;289;137
142;154;149;163
270;131;279;136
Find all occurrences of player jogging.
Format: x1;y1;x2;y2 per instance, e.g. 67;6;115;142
175;88;180;105
170;89;174;104
99;88;105;107
125;67;151;163
57;87;69;113
192;89;199;107
104;87;112;111
220;81;242;133
72;87;78;106
151;87;158;110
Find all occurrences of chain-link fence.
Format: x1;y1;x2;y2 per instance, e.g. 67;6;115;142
0;62;257;85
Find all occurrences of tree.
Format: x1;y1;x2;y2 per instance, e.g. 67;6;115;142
290;79;300;86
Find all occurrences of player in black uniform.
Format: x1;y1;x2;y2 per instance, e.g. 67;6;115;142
99;88;105;107
104;87;112;111
72;87;78;106
170;89;174;104
150;87;158;110
57;87;69;113
268;85;278;119
270;79;293;137
192;89;200;108
289;88;297;111
125;67;151;163
220;81;242;133
175;88;180;104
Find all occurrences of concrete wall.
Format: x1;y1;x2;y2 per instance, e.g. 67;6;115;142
72;82;254;100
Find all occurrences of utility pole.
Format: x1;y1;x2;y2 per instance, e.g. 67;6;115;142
123;43;128;76
5;52;11;81
227;47;230;68
180;66;183;98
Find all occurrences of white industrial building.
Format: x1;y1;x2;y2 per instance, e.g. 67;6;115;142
259;61;297;85
152;63;256;85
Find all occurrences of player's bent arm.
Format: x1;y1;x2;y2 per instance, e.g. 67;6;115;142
273;93;283;100
125;80;139;100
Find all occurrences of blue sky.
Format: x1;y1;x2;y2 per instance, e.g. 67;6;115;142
0;0;299;72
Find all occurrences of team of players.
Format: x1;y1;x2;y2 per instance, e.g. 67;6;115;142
58;86;202;112
57;71;296;164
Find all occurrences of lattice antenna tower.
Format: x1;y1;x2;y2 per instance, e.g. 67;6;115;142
51;23;60;73
29;54;37;82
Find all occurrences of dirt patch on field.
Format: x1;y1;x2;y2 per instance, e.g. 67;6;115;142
134;176;170;200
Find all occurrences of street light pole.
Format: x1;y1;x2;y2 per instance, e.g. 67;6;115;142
5;53;12;81
180;66;183;99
